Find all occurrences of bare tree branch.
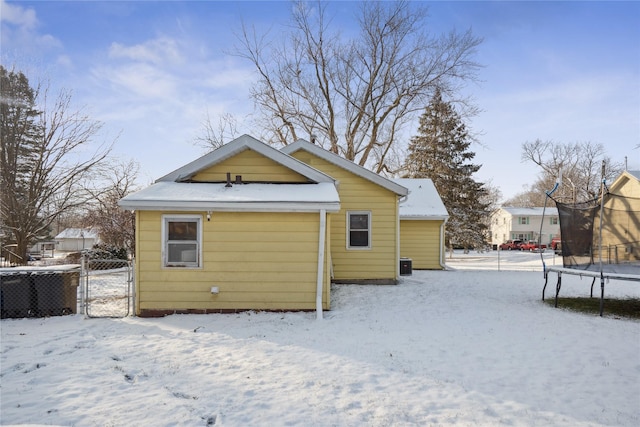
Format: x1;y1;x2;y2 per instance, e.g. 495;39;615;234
193;111;239;151
231;0;481;172
512;140;624;206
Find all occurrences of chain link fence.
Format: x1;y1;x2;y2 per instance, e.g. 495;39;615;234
1;258;133;319
83;258;133;318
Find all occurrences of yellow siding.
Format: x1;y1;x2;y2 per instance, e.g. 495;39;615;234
399;220;445;269
599;182;640;261
615;176;640;198
191;149;309;183
290;152;399;282
134;210;331;314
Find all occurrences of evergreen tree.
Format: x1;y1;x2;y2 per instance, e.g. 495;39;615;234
403;90;490;252
1;66;43;264
1;66;111;265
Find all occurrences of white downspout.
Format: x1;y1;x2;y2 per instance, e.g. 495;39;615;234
396;201;401;281
316;209;327;320
439;220;448;269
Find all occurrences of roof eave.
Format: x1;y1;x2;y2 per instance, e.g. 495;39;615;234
400;215;449;221
118;200;341;213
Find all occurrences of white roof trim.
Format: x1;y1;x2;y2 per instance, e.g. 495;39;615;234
609;170;640;192
400;215;449;221
120;201;341;213
282;139;408;196
156;134;335;184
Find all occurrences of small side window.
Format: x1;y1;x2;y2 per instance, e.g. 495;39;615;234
162;215;202;268
347;211;371;249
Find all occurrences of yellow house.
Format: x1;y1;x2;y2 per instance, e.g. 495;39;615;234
394;178;449;270
282;140;408;284
119;135;340;317
598;170;640;263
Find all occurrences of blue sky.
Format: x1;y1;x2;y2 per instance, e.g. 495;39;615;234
2;0;639;201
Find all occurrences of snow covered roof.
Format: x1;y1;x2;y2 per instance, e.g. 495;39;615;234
498;207;559;216
54;228;99;240
156;134;335;184
282;139;408;197
119;181;341;213
393;178;449;220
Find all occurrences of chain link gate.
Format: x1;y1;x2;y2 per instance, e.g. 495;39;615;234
82;257;133;318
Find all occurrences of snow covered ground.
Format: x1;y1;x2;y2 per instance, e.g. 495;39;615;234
1;250;639;427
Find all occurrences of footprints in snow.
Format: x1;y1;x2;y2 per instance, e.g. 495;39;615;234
111;355;218;425
0;362;47;377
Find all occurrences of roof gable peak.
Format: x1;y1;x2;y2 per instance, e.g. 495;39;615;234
156;134;334;184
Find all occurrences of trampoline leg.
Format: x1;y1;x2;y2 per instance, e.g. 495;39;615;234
599;274;605;317
555;272;562;308
542;273;549;301
590;277;596;298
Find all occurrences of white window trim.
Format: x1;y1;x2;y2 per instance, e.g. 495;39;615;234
346;210;371;250
161;214;203;269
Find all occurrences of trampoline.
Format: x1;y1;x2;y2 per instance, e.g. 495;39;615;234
541;168;640;316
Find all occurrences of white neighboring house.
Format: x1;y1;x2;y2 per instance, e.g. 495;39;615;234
490;207;560;247
54;228;100;252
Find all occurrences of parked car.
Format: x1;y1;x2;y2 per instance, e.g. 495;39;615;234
499;239;523;250
550;237;562;255
520;240;547;252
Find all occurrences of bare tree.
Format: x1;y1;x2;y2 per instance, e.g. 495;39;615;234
503;190;541;208
193;111;239;151
83;159;139;254
1;66;112;265
233;0;481;173
515;139;624;206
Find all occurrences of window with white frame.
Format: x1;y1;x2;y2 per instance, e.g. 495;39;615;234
162;215;202;268
550;217;558;225
347;211;371;249
518;216;529;225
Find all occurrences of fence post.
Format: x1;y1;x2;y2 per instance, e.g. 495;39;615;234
79;253;87;316
130;256;136;317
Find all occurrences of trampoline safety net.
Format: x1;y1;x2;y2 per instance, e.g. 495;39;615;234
556;192;640;274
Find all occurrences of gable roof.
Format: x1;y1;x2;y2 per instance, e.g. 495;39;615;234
120;135;341;213
281;139;408;196
496;207;559;216
393;178;448;220
608;170;640;192
55;228;99;240
157;134;335;184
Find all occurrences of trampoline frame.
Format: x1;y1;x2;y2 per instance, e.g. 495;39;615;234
540;162;640;316
542;266;640;316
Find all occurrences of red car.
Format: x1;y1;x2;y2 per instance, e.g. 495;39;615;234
499;239;523;250
520;240;547;252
